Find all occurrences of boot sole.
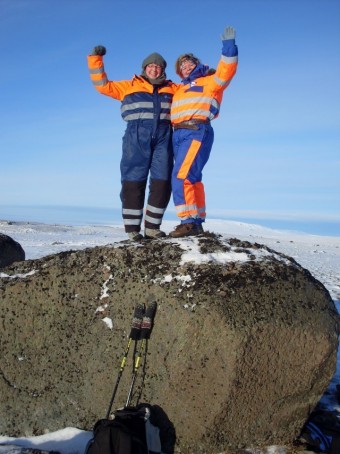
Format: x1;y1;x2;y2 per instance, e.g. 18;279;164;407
169;231;200;238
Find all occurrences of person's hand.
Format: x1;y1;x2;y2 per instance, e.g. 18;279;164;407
221;26;238;57
91;45;106;56
221;26;236;41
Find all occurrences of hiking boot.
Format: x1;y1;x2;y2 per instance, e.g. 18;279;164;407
144;228;166;239
195;224;204;235
128;232;143;241
169;223;203;238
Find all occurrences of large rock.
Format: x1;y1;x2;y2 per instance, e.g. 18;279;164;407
0;234;338;453
0;233;25;268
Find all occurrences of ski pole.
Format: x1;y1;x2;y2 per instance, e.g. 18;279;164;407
125;301;157;407
106;303;145;419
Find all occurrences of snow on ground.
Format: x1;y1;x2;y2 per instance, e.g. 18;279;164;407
1;218;339;301
0;218;339;453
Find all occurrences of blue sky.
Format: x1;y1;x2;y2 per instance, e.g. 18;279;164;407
1;0;339;230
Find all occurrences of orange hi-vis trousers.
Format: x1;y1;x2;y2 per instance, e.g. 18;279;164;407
171;123;214;223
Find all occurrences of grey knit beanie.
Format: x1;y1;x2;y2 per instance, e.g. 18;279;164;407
142;52;167;70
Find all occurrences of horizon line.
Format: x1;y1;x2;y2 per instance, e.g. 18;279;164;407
1;204;339;224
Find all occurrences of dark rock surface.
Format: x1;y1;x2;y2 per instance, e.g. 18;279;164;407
0;233;25;268
0;233;338;453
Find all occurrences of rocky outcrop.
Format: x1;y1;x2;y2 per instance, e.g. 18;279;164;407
0;233;25;268
0;233;338;453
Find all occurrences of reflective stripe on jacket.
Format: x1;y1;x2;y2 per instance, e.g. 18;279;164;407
170;55;238;124
88;55;178;123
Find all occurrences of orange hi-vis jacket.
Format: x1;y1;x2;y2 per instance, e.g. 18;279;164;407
88;55;178;123
170;55;238;125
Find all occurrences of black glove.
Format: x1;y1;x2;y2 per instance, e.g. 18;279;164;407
92;45;106;56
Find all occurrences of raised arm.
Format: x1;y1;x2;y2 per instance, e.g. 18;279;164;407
87;45;128;100
213;26;238;93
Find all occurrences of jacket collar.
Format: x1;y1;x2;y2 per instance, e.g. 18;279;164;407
182;64;210;84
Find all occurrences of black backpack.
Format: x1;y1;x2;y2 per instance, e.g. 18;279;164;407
85;303;176;454
85;404;175;454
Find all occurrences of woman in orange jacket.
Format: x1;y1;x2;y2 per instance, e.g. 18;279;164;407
169;26;238;238
88;47;178;241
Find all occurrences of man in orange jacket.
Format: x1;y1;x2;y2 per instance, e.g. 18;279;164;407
169;26;238;237
88;47;178;241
